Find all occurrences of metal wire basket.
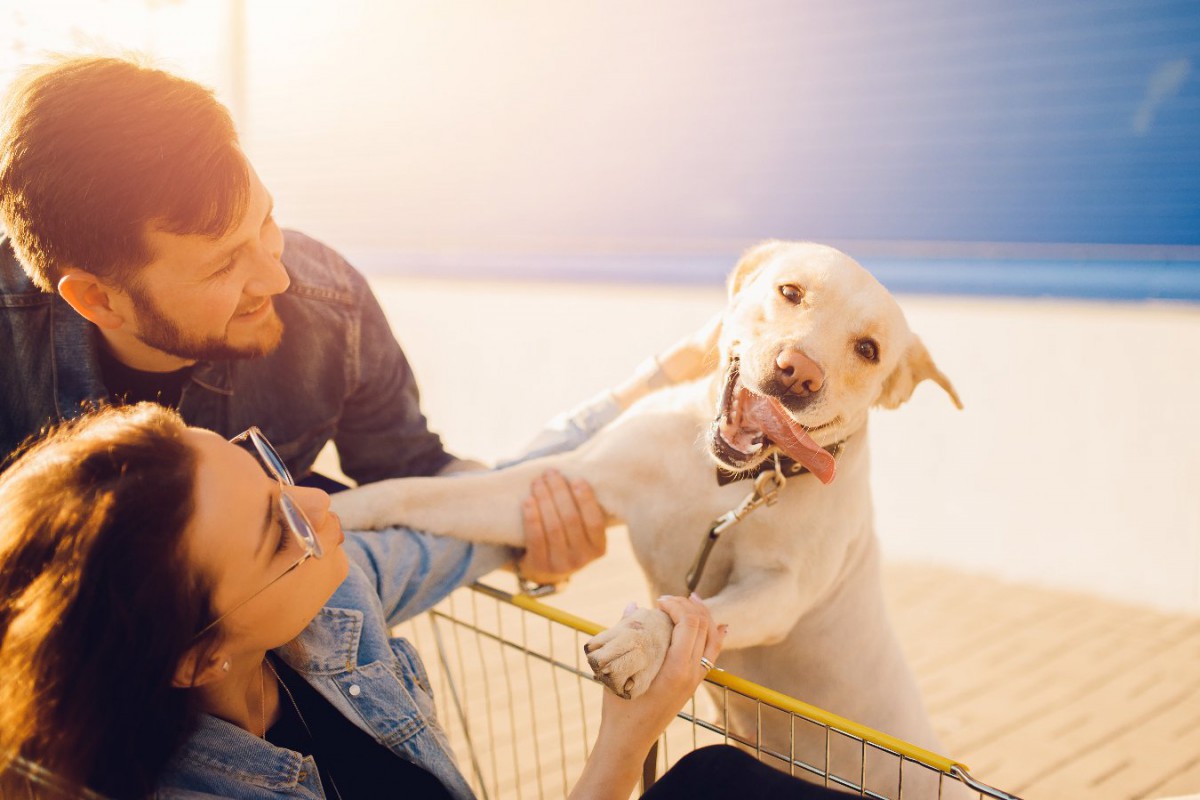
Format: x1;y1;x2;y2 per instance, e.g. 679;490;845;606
396;581;1022;800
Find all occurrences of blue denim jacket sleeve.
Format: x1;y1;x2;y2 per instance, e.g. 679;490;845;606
499;391;624;467
274;235;456;484
315;244;456;484
343;527;516;626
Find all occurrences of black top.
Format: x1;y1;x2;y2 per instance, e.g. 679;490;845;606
266;656;454;800
96;345;193;408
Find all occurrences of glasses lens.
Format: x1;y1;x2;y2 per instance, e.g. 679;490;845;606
248;429;295;486
280;492;323;559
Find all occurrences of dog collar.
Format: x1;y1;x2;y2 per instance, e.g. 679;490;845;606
714;439;847;487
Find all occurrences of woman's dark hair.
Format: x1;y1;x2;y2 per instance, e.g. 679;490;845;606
0;403;218;798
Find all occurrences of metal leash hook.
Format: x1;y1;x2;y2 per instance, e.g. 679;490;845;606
686;453;787;593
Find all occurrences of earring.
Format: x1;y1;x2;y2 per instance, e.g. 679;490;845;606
222;661;230;672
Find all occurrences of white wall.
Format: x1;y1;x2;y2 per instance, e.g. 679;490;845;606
356;276;1200;613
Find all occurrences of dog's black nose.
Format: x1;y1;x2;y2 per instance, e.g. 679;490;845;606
775;348;824;396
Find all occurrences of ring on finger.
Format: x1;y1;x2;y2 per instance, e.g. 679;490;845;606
699;656;716;671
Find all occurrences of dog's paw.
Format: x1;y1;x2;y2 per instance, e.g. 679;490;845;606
583;607;673;699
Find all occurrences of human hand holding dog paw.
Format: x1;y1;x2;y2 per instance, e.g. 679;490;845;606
570;595;724;800
517;470;608;586
583;593;722;701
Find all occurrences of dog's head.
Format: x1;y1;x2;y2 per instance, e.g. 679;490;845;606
709;241;961;483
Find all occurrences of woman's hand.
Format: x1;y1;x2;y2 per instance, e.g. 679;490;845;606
598;595;725;749
570;594;727;800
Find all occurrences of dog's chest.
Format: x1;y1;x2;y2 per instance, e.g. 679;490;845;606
624;469;861;597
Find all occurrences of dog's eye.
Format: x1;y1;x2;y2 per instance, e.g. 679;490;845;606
855;339;879;362
778;284;804;304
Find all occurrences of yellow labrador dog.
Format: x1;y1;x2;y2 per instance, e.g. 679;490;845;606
334;241;962;795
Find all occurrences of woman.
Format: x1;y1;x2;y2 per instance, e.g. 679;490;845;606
0;401;723;798
0;402;851;799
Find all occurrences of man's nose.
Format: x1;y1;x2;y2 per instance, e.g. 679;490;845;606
245;243;290;297
774;348;824;396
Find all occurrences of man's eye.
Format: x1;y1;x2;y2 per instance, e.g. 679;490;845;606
210;260;236;279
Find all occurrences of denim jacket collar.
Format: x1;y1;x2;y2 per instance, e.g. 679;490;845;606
49;294;106;419
175;603;369;790
177;715;308;793
46;291;236;411
276;604;365;675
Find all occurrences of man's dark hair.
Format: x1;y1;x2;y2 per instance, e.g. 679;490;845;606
0;55;249;291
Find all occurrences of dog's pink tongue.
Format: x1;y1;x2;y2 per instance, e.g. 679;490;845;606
744;394;837;484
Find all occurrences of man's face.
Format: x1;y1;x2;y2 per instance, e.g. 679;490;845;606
121;162;289;363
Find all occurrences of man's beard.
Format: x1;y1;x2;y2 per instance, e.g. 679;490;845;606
127;285;284;362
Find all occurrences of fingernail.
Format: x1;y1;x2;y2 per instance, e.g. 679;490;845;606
658;595;671;602
689;592;702;601
622;601;637;617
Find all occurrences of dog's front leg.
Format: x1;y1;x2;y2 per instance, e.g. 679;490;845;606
331;458;575;547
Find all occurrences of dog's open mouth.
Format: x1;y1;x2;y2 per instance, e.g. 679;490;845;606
710;357;838;484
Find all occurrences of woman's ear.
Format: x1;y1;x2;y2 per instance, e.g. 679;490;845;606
57;270;128;330
172;645;231;689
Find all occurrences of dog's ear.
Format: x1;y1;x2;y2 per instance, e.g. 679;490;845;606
876;336;963;410
728;240;786;299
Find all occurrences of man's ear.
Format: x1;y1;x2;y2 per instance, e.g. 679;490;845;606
727;240;787;300
171;645;231;689
877;335;963;410
57;271;128;330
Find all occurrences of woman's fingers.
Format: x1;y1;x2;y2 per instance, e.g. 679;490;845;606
656;594;717;678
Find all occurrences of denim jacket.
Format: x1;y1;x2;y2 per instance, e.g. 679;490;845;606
0;231;452;482
157;529;516;799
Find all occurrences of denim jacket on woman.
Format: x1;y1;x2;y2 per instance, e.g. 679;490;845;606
156;528;515;799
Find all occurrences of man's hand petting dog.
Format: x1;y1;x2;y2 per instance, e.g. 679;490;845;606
518;469;608;585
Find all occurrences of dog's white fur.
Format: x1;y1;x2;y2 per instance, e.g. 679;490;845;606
332;242;963;795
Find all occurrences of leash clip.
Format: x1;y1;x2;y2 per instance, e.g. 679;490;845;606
687;452;788;593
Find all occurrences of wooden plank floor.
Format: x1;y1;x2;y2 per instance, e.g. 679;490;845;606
502;530;1200;800
886;562;1200;800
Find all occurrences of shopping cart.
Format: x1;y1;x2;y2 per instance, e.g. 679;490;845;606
397;581;1022;800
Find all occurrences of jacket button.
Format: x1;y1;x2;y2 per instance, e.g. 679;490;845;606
348;684;361;696
298;771;308;782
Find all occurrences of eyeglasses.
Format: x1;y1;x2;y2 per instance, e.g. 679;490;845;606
192;427;323;639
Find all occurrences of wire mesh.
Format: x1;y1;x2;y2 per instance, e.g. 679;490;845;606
393;581;1024;800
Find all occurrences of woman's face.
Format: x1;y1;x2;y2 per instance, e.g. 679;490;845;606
182;428;349;651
